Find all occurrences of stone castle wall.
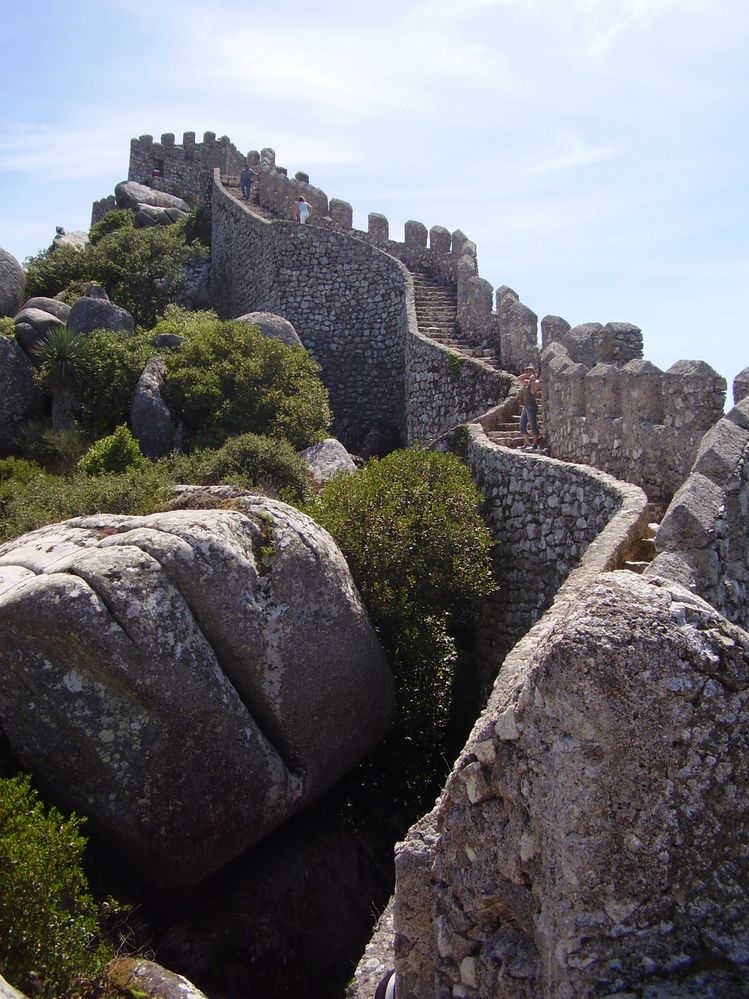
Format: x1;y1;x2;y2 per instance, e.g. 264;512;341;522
541;330;726;511
384;426;749;999
647;390;749;630
210;175;408;452
439;427;647;694
128;131;246;201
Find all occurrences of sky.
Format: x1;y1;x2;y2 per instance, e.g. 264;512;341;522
1;0;747;398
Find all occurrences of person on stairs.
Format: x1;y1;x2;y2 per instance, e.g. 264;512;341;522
518;365;541;450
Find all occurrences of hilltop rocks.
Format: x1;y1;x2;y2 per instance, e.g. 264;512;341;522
0;248;25;317
237;311;304;348
0;332;43;453
67;295;134;336
115;180;190;214
0;501;394;885
20;296;71;324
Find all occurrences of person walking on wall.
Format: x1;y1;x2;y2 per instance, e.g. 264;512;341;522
240;163;257;202
518;365;541;450
295;196;312;224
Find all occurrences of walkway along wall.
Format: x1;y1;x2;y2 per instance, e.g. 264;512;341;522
383;426;749;999
209;171;512;451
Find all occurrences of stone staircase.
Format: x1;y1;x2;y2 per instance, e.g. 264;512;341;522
222;176;280;223
485;394;545;450
410;271;502;370
621;510;660;573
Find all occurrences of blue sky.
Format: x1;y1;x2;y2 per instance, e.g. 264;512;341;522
1;0;747;397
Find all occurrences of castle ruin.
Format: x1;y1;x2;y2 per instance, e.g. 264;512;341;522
120;132;749;998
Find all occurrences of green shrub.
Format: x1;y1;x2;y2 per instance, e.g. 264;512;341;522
76;329;156;438
88;209;135;245
0;316;15;337
163;312;331;450
194;432;311;502
0;456;44;486
0;774;117;998
24;222;207;329
24;244;92;301
78;426;145;477
16;422;88;475
308;449;495;808
0;461;179;543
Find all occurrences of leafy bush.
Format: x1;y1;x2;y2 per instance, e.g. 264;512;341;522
24;244;92;301
308;449;495;808
194;432;311;502
24;216;207;328
76;329;156;438
16;421;88;475
0;316;15;337
0;456;44;486
0;774;117;998
0;461;178;543
87;209;135;245
163;311;331;450
78;426;145;477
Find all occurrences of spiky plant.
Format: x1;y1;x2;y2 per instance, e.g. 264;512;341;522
36;326;86;431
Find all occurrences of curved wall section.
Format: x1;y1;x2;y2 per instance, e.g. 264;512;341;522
210;173;408;452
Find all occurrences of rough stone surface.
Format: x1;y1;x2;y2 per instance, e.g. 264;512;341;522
20;296;71;324
13;307;65;360
236;310;304;348
0;502;394;885
0;975;27;999
542;338;726;510
394;571;749;999
0;337;44;453
67;296;134;336
734;366;749;404
0;248;26;318
647;412;749;629
115;180;190;213
299;437;357;487
52;230;89;252
130;356;173;459
107;958;208;999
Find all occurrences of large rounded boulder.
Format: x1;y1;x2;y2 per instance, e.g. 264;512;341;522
0;499;394;885
115;180;189;214
0;247;26;318
236;311;304;348
0;336;44;452
67;296;134;336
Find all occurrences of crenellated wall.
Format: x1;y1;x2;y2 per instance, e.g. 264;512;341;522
541;332;726;511
128;131;247;202
210;174;408;452
646;391;749;630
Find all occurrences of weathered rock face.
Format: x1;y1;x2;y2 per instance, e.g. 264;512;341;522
130;356;173;459
20;296;71;324
0;338;44;453
67;296;134;336
13;307;64;360
299;437;357;487
52;230;89;252
648;398;749;630
393;572;749;998
115;180;190;214
0;247;25;318
106;959;208;999
0;501;394;885
236;311;304;348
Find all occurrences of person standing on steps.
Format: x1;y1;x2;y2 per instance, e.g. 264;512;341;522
295;196;312;224
518;364;541;450
240;163;257;202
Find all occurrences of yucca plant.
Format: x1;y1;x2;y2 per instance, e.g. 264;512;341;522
36;326;86;431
